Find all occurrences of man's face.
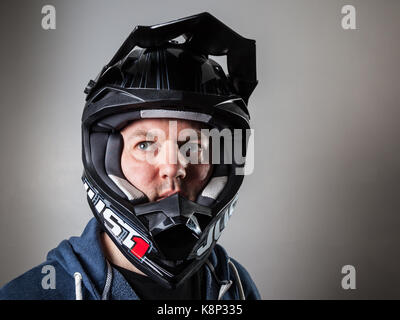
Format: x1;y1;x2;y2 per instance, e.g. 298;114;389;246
120;118;213;202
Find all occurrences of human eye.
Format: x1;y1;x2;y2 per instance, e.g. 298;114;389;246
136;141;155;151
185;141;200;149
182;141;204;157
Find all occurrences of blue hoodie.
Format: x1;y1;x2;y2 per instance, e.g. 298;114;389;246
0;218;260;300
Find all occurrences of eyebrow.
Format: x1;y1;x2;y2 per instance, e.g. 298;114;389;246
129;129;150;137
126;128;205;141
125;129;156;141
177;128;203;141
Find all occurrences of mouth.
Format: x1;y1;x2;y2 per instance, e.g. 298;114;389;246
156;190;181;201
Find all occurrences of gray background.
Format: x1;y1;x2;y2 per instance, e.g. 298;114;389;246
1;0;400;299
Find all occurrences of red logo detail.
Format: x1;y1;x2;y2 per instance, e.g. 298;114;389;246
130;237;150;260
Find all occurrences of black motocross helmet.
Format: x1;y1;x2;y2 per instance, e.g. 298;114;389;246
81;12;257;288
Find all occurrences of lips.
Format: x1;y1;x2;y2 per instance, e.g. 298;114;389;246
156;190;180;201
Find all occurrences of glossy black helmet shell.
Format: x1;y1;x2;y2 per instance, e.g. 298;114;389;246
81;12;257;288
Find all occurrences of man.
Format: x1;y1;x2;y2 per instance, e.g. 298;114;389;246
0;12;260;300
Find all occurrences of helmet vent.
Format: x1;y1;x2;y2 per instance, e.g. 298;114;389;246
209;55;228;75
169;34;188;44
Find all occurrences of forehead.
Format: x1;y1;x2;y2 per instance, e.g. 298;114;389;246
121;118;206;135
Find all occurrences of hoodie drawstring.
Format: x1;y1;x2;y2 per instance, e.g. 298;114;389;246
205;260;232;300
228;259;245;300
73;272;83;300
101;261;113;300
73;261;112;301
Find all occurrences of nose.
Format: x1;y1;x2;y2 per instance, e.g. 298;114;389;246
159;163;186;180
158;140;187;180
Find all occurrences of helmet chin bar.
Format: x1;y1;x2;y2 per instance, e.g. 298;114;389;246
82;174;238;288
134;193;212;261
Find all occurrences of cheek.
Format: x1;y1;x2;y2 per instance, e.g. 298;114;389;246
187;164;213;185
121;149;158;191
184;164;213;201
